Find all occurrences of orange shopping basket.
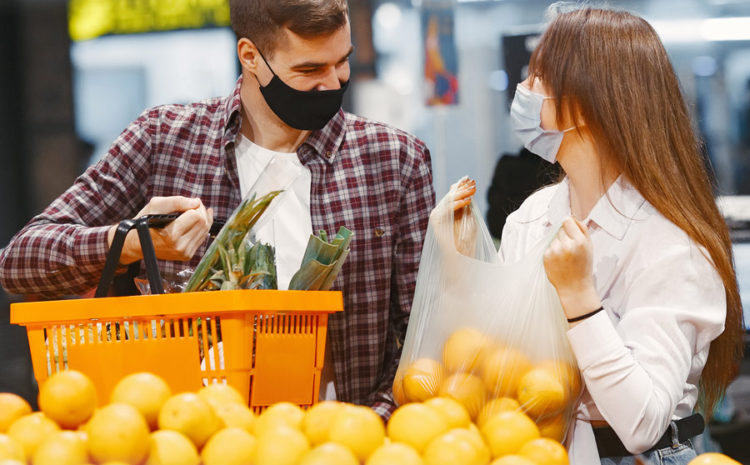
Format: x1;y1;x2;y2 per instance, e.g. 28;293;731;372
10;215;344;412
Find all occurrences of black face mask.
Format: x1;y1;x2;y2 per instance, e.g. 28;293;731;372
255;50;349;131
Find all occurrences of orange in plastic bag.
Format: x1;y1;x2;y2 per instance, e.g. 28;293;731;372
394;178;582;444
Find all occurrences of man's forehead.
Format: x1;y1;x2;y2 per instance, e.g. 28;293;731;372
272;23;351;60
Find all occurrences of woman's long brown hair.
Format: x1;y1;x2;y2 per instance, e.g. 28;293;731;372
529;8;744;416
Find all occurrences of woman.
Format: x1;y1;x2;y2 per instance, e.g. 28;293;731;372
458;6;744;464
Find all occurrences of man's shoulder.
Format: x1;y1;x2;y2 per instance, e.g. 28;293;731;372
143;95;228;123
342;111;427;153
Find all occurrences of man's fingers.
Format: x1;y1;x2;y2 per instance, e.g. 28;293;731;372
147;196;201;215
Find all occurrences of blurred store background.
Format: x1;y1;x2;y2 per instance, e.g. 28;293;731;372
1;0;750;460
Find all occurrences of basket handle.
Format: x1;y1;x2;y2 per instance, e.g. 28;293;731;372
95;216;167;298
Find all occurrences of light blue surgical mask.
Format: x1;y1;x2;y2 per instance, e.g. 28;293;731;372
510;84;575;163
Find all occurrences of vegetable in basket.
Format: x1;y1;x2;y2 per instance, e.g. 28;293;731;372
184;190;282;292
289;226;353;291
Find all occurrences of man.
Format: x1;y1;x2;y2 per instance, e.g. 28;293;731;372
0;0;434;418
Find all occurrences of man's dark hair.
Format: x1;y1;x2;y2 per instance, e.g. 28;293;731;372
230;0;349;57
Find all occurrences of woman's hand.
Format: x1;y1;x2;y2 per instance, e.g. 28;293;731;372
108;196;214;265
543;216;602;322
452;178;477;256
429;177;477;256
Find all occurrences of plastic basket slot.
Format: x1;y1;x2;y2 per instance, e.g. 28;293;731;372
199;316;227;386
250;313;317;407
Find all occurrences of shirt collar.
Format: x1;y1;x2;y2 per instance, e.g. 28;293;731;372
300;109;347;165
222;76;244;149
547;175;646;240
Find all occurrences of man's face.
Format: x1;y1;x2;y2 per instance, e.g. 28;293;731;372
257;20;352;92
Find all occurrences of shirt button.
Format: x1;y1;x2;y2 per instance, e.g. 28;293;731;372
326;151;333;159
374;228;385;237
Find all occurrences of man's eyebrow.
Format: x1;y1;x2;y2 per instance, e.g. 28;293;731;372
290;46;354;70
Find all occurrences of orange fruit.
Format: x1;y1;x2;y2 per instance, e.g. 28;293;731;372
366;442;423;465
111;372;171;430
328;405;385;461
87;403;150;465
387;403;449;453
38;370;97;429
0;434;25;462
688;453;742;465
213;402;256;433
6;412;60;459
197;383;245;410
425;397;471;429
302;401;343;446
449;428;491;464
201;427;255;465
144;429;200;465
517;367;566;420
0;394;31;433
423;428;487;465
442;328;491;373
538;414;566;442
490;455;537;465
536;360;582;401
300;442;359;465
477;397;521;428
158;393;221;449
438;372;486;420
480;346;531;398
518;437;569;465
254;424;310;465
481;410;540;458
403;358;444;402
32;430;88;465
254;402;305;436
392;373;407;406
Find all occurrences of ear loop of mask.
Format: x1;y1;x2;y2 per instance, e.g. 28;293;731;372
540;95;576;133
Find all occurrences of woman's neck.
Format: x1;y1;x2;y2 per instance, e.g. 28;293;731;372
557;131;619;220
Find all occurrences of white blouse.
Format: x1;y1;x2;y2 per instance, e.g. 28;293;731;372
498;176;726;464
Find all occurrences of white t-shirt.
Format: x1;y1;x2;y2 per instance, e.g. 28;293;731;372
234;134;337;400
499;176;725;463
234;134;312;290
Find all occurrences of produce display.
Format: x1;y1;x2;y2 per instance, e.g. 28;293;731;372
0;369;569;465
0;370;743;464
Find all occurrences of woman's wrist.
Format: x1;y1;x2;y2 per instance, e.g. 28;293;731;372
557;284;602;325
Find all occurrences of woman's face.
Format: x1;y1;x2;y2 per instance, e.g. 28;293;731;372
519;75;560;132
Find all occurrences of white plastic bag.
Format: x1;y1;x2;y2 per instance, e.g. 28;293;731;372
393;178;581;442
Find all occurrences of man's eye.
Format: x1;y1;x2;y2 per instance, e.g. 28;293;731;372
298;69;319;74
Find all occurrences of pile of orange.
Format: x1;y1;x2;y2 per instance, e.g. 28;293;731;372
0;369;743;465
393;327;583;442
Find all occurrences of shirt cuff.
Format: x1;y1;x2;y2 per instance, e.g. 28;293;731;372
566;309;623;371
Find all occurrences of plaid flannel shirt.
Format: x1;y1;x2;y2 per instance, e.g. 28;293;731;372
0;77;435;418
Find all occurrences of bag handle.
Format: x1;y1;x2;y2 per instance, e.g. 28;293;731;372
95;216;167;297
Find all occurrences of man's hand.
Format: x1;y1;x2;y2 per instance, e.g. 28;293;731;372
107;196;214;265
543;217;601;323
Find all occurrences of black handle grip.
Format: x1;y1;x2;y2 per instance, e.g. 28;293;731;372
94;213;224;298
95;217;166;297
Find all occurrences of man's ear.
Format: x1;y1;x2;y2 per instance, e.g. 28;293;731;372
237;38;261;74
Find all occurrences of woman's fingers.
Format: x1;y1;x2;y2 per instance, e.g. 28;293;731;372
562;216;586;241
452;179;476;211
